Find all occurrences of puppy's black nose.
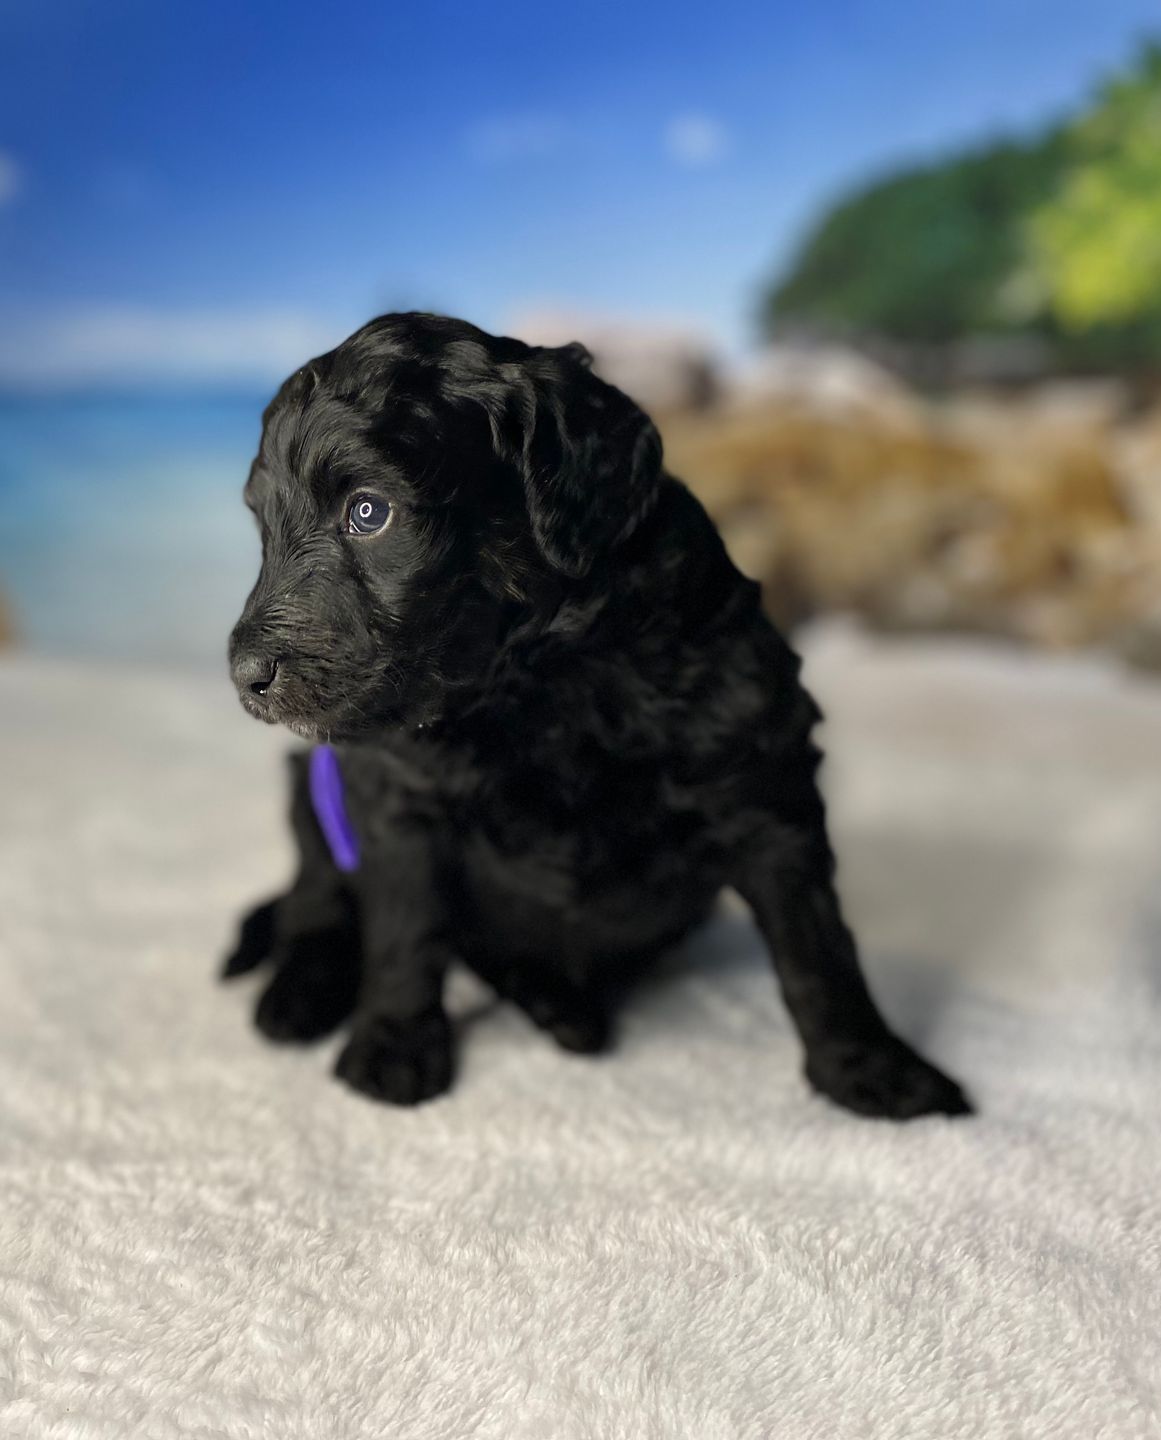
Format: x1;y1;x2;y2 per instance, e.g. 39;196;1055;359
232;652;281;699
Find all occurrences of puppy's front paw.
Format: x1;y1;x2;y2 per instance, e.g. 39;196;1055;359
335;1008;453;1106
805;1036;972;1121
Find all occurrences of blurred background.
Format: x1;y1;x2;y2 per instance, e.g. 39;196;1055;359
4;0;1161;670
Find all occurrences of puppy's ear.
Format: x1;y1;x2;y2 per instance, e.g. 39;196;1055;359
519;345;664;578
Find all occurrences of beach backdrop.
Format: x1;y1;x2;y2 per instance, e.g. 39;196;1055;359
5;1;1161;670
0;392;261;662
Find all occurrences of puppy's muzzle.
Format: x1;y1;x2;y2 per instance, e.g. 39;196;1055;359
230;645;285;719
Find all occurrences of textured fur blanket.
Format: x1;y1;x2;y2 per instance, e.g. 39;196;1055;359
1;623;1159;1439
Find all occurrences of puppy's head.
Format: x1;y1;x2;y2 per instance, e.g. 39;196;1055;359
229;313;662;739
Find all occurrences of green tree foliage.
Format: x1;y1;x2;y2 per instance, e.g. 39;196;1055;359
766;140;1065;343
764;43;1161;371
1029;45;1161;331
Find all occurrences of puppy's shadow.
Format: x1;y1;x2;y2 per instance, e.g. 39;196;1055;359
445;817;1044;1049
623;821;1052;1047
838;822;1057;1040
856;951;971;1048
626;915;965;1052
619;905;779;1038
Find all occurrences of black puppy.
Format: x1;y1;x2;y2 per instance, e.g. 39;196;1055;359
223;313;970;1119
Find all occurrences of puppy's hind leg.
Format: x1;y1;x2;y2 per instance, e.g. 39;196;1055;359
253;888;362;1044
734;767;972;1121
222;895;279;977
468;950;612;1055
223;887;362;1042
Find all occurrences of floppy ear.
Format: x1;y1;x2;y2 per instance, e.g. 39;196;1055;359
519;344;664;578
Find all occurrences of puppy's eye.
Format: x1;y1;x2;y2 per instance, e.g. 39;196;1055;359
345;494;393;537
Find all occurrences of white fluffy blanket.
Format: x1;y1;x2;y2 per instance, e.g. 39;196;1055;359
2;623;1159;1439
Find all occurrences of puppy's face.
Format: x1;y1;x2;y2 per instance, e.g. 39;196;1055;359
229;314;662;741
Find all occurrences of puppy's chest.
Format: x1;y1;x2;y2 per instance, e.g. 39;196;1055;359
460;718;715;900
341;663;733;898
353;730;698;881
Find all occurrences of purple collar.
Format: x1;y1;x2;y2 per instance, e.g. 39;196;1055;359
308;745;360;873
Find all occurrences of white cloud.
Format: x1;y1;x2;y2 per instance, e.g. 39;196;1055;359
464;114;565;164
665;114;731;168
0;305;356;387
0;151;22;206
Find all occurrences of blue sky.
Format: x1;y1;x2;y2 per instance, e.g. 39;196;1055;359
1;0;1159;384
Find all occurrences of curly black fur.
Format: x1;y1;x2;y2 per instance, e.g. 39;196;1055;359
223;313;971;1119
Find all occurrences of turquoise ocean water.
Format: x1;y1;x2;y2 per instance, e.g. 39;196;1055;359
0;391;269;664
